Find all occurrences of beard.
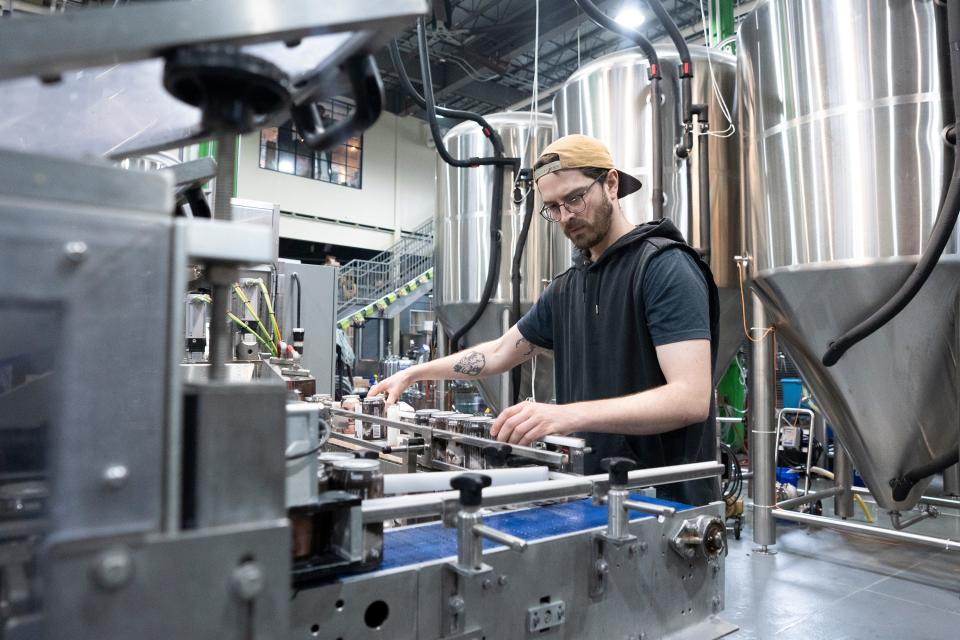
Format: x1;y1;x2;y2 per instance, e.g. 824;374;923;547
563;195;614;250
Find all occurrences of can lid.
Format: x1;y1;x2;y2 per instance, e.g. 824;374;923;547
332;459;380;471
318;452;355;463
363;395;385;404
415;408;440;415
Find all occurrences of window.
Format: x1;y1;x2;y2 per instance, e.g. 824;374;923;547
259;98;363;189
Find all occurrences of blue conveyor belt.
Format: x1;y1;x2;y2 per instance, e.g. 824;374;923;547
376;494;691;572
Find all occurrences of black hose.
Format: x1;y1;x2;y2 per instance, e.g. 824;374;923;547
511;175;536;404
890;447;960;502
413;17;516;352
388;40;509;158
413;21;517;171
574;0;664;219
823;1;960;367
644;0;693;126
290;271;302;328
694;105;711;257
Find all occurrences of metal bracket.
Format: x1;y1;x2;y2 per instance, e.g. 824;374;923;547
528;599;566;632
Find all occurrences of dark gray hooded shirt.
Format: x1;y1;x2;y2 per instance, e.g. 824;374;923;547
517;219;720;505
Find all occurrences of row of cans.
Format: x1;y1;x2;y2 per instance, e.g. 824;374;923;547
334;394;386;440
411;409;496;470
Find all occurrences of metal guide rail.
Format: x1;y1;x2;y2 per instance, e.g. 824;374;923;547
325;406;573;468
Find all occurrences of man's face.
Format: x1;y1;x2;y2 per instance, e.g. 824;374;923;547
537;169;617;251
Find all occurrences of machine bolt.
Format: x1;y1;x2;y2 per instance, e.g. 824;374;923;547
232;562;265;601
63;241;88;265
448;595;465;614
532;613;541;626
594;559;609;576
497;574;509;586
712;596;721;613
628;543;637;556
102;465;129;490
481;578;493;590
92;548;133;592
639;541;648;553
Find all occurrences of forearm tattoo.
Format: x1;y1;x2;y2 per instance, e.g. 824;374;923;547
453;351;486;376
515;337;535;357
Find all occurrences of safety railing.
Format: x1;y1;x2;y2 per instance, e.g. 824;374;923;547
337;218;434;319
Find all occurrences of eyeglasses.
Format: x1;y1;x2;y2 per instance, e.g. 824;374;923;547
539;172;608;222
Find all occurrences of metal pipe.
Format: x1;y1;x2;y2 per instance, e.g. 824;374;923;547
849;485;960;510
435;319;447;410
749;291;776;548
890;508;938;530
607;488;628;539
771;509;960;552
362;476;594;524
501;307;511;409
473;524;528;552
457;510;483;570
775;486;843;511
588;461;724;495
834;438;854;519
362;461;720;524
695;110;711;258
623;499;676;518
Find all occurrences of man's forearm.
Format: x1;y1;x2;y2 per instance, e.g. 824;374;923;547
407;341;507;382
569;383;711;436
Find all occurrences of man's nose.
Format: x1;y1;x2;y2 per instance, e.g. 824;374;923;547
557;204;578;224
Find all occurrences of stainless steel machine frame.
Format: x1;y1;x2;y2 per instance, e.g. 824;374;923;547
291;461;734;640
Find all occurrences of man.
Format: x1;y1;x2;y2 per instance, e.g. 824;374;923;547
371;135;719;505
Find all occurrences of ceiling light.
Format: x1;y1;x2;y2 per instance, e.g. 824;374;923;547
614;6;645;29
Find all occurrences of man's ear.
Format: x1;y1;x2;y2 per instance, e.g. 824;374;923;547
606;170;621;197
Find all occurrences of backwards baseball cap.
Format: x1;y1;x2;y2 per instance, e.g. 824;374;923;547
533;134;643;199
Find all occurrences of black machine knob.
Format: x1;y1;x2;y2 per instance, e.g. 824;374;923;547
450;473;492;508
483;444;512;467
601;457;636;487
356;450;379;460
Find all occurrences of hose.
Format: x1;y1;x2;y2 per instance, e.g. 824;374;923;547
413;17;518;352
233;284;276;354
822;0;960;367
290;271;302;328
574;0;664;219
644;0;693;124
511;177;536;403
255;278;282;347
890;447;960;502
388;40;509;155
227;312;275;354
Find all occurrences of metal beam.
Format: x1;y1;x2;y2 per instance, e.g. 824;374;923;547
0;0;428;81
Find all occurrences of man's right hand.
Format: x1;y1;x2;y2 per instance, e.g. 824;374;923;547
368;370;416;405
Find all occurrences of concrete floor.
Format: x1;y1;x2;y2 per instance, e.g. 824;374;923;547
721;490;960;639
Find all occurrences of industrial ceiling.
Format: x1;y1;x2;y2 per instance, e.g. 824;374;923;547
379;0;758;116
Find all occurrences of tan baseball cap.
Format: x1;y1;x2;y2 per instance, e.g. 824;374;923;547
533;134;642;199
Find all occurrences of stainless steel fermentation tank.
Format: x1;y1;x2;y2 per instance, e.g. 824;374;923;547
435;113;568;411
739;0;959;510
553;45;743;377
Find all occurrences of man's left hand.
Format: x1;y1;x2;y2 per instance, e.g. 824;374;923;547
491;400;582;447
